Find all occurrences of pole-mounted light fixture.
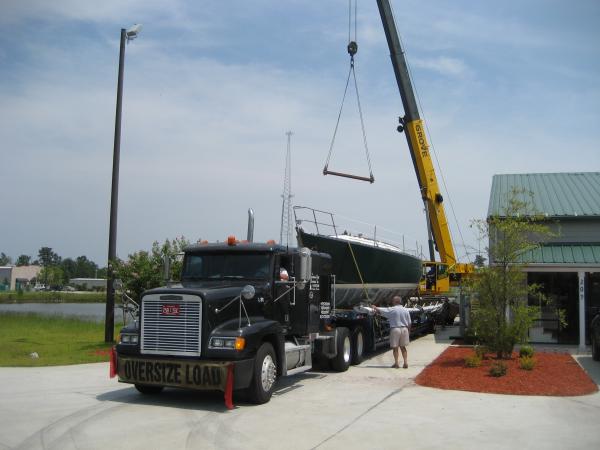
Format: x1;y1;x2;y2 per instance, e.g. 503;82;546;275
126;24;143;42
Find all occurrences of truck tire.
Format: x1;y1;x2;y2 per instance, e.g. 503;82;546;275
351;327;365;365
248;342;277;404
331;327;351;372
135;384;164;395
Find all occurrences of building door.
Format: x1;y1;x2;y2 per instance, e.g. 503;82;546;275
528;272;579;344
586;273;600;345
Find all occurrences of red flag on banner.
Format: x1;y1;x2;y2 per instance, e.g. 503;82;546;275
109;346;117;378
224;363;234;410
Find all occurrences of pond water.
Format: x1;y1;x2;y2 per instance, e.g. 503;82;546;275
0;303;129;323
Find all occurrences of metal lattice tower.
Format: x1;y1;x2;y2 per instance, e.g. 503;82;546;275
279;131;294;246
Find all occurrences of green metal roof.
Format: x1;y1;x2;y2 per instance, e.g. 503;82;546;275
488;172;600;218
518;244;600;265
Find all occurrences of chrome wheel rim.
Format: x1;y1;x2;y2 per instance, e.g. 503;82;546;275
260;355;276;392
343;336;351;363
356;332;364;358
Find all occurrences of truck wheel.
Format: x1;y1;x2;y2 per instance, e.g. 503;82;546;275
311;354;330;370
135;384;164;395
351;327;365;365
593;332;600;361
248;342;277;404
331;327;351;372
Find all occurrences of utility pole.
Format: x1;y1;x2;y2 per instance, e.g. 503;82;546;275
279;131;294;247
106;25;141;343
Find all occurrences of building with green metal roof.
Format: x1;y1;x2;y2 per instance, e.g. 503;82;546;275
487;172;600;349
489;172;600;218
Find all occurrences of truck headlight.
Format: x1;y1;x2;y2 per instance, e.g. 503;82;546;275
120;334;138;345
209;337;245;350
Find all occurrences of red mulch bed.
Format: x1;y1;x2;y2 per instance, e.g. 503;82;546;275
415;346;598;396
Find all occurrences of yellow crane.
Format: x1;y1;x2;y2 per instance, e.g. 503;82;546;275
375;0;473;294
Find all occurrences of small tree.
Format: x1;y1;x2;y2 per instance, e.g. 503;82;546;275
37;247;61;286
473;254;486;268
467;189;553;359
38;265;65;288
15;255;31;266
37;247;60;267
112;237;189;302
0;252;12;266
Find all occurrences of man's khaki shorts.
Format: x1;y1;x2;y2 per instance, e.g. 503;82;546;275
390;327;409;348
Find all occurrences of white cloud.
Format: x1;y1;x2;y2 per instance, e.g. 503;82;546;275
411;56;469;78
0;0;182;24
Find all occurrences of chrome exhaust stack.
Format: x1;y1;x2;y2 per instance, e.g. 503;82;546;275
247;208;254;242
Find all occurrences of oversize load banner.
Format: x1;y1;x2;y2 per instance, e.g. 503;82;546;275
118;356;229;391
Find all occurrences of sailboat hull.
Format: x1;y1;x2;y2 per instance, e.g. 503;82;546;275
297;229;422;307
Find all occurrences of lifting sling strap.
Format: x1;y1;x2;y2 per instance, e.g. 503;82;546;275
323;1;374;184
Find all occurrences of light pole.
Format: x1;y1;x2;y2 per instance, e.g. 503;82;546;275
105;24;142;343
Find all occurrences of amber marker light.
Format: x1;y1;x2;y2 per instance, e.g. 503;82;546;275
227;235;237;246
234;337;246;351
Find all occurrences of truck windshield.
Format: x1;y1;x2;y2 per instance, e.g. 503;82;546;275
182;253;272;280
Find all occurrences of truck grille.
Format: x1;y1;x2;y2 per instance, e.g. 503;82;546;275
141;294;202;357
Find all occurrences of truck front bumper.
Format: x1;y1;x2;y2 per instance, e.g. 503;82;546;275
116;353;254;391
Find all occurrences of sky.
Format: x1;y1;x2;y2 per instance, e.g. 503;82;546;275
1;0;599;267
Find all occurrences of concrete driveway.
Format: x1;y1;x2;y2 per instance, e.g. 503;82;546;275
1;331;599;450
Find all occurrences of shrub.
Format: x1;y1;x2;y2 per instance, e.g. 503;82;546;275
474;345;488;359
464;354;482;368
0;291;105;303
519;356;536;370
519;345;534;358
489;361;508;377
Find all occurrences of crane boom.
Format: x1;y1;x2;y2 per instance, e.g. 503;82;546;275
375;0;473;293
376;0;456;267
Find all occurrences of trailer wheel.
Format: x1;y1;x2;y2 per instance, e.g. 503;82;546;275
331;327;351;372
351;327;365;365
134;384;164;395
248;342;277;404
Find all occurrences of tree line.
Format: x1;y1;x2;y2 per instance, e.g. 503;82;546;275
0;248;106;289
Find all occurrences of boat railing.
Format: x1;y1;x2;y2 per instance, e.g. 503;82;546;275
293;205;424;258
293;206;340;237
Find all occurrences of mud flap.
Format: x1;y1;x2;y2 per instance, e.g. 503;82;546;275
224;364;234;410
109;346;117;378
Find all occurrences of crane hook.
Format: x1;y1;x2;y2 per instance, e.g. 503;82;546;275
347;41;358;57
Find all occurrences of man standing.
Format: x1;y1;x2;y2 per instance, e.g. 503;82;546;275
372;296;411;368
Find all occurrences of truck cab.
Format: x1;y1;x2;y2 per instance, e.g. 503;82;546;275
115;240;346;404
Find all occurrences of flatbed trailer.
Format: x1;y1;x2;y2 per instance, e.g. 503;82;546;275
112;241;437;406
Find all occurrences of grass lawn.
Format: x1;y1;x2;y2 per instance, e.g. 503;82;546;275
0;312;122;367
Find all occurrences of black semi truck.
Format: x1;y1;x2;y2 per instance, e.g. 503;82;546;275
113;238;436;405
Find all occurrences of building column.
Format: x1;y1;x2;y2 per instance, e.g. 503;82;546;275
578;271;586;352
